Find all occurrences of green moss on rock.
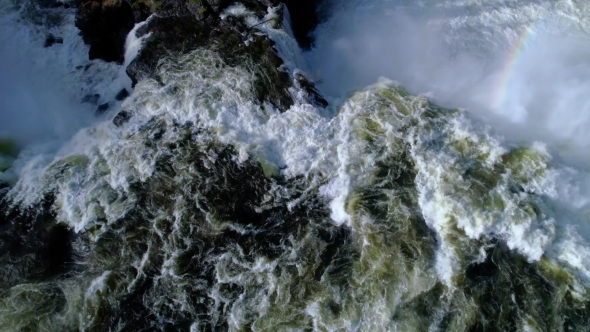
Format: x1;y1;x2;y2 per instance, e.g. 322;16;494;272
0;138;19;158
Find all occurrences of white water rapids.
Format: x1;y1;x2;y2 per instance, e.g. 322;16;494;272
1;0;590;330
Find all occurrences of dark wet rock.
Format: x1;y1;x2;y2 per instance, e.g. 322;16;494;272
57;125;346;330
130;0;151;23
155;0;280;19
207;0;231;12
36;0;74;8
74;0;328;109
134;21;150;38
0;139;20;158
43;34;63;47
126;13;294;111
115;88;129;100
295;73;328;107
75;0;136;63
234;0;280;15
82;93;100;104
50;2;71;8
113;109;132;126
283;0;328;49
72;0;279;55
0;192;76;289
95;102;110;114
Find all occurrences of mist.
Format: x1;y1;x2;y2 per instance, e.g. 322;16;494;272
0;9;95;149
0;58;92;146
307;0;590;165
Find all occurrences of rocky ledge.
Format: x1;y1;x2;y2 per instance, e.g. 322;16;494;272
75;0;327;110
0;0;329;287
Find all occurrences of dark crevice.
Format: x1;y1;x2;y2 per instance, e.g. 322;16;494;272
283;0;328;49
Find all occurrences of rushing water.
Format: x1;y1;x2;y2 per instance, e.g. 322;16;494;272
1;0;590;331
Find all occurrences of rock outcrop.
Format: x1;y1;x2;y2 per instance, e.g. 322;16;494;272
283;0;327;49
74;0;327;61
126;13;295;111
75;0;137;63
74;0;329;110
76;0;325;111
0;190;76;289
43;34;64;47
74;0;271;63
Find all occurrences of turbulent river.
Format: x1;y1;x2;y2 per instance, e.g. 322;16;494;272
1;0;590;330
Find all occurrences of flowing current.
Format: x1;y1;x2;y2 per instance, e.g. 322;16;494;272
1;0;590;331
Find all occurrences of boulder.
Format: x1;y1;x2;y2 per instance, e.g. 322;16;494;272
295;73;328;107
44;34;64;47
75;0;136;63
113;109;132;126
82;93;100;104
126;12;294;111
115;88;129;100
73;0;296;63
75;0;328;110
95;102;110;114
283;0;327;49
0;192;76;289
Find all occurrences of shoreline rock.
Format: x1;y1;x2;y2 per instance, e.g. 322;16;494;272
283;0;327;49
74;0;327;63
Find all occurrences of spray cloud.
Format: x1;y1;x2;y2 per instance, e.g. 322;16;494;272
307;0;590;164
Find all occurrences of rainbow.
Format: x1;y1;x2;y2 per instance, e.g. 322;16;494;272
492;22;539;109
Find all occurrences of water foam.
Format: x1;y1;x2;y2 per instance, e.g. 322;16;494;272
308;0;590;163
0;0;144;190
3;1;590;330
308;0;590;283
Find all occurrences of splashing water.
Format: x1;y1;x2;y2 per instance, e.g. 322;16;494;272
309;0;590;163
1;0;590;331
